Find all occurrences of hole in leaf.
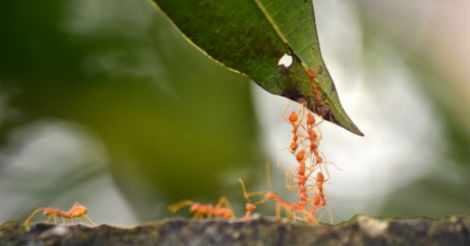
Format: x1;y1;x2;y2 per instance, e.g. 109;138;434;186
278;54;293;69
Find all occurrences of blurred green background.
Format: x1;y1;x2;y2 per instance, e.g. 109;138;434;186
0;0;468;225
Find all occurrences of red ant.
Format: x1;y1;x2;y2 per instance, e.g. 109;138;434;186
169;197;235;219
306;68;322;104
315;172;327;207
292;150;312;208
23;202;95;226
306;67;334;123
281;103;307;154
307;171;335;223
256;164;296;219
298;111;324;166
238;178;264;220
259;163;314;222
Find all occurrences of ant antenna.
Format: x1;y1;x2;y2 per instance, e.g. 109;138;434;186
23;207;45;225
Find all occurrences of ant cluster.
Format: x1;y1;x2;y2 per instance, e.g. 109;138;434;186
169;67;333;223
254;66;333;223
169;102;331;223
23;67;333;225
258;102;331;223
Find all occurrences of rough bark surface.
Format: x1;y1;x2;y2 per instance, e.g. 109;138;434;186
1;215;469;246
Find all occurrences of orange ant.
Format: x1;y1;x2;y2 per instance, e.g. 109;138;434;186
261;191;314;222
306;68;322;104
292;150;312;208
306;67;334;122
169;197;235;219
315;172;327;208
256;164;296;219
238;178;265;220
264;192;297;218
307;171;336;224
257;163;314;222
299;111;324;166
281;103;307;154
23;202;95;226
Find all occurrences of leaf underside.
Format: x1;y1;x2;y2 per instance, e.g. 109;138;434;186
150;0;364;136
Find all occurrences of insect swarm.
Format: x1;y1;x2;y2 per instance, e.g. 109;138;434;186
170;67;336;223
258;100;334;223
167;86;336;223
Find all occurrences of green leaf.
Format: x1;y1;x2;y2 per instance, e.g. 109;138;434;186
150;0;364;136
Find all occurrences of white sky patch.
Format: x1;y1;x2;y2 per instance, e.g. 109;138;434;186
278;53;293;69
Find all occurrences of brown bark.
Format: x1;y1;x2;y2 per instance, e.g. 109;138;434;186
1;215;469;246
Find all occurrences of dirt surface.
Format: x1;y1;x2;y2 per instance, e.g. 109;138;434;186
1;215;469;246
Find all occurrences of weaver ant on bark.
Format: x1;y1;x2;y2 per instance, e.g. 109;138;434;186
238;178;265;220
169;197;235;219
23;202;95;226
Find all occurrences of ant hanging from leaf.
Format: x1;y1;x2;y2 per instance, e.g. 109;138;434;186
282;102;306;154
306;68;322;105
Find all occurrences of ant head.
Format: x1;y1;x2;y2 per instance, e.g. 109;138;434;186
288;112;298;123
316;172;325;183
246;203;256;211
295;150;306;162
307;68;316;79
264;192;276;200
306;113;315;125
313;194;321;206
189;203;201;212
290;141;299;151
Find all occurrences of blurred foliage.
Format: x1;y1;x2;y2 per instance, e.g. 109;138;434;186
350;1;469;217
355;4;469;168
0;0;264;220
0;0;468;224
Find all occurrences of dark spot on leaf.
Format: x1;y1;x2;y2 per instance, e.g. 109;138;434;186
314;104;337;124
281;89;303;102
317;65;323;75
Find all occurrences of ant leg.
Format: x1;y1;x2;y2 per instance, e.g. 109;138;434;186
327;207;334;224
239;178;266;219
284;168;298;191
23;207;45;225
215;196;232;210
45;215;52;224
168;200;193;213
314;206;334;224
53;215;58;224
238;179;265;202
274;203;281;219
83;215;96;226
319;153;342;176
192;212;201;219
266;163;273;192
